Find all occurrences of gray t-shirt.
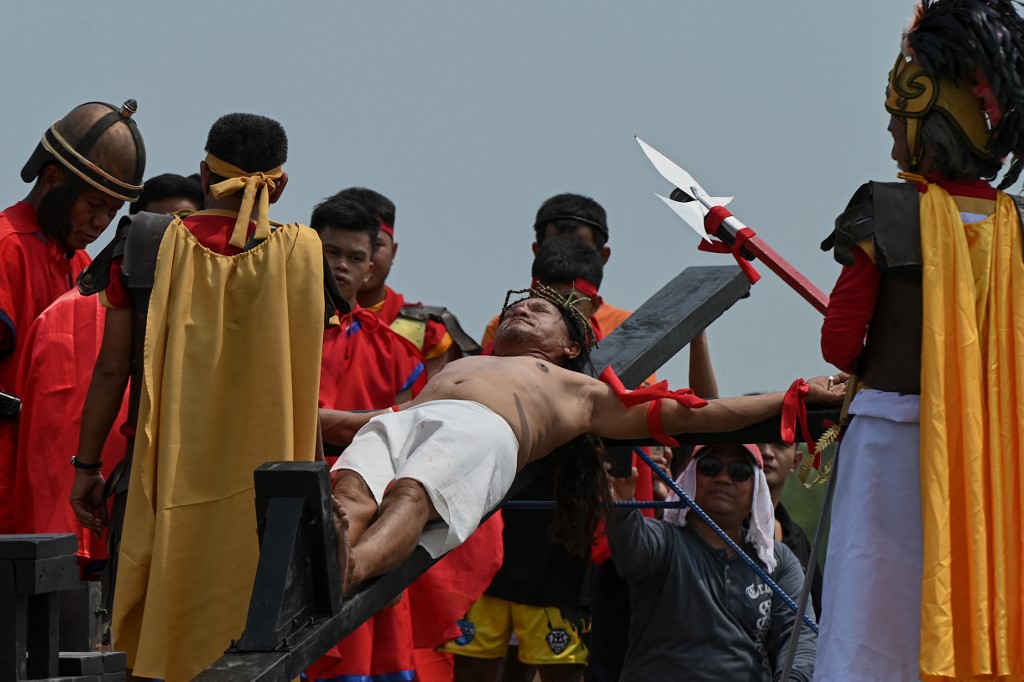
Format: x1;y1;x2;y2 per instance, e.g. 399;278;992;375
606;508;816;682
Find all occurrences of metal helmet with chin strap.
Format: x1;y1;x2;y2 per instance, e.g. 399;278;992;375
21;99;146;202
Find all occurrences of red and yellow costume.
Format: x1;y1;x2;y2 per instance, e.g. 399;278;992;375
821;175;1024;680
368;285;453;364
0;201;91;532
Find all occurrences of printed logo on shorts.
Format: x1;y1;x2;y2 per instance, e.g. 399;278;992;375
454;619;476;646
546;627;571;654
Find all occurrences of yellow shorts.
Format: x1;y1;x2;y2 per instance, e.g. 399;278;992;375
440;594;590;665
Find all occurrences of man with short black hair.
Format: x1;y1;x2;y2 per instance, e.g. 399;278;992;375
337;186;472;377
128;172;203;215
70;112;331;681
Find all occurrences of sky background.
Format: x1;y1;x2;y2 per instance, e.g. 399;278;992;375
1;1;922;395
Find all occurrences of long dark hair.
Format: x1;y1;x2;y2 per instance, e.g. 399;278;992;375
549;433;606;558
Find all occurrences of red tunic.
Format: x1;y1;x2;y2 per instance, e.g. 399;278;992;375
10;290;129;561
0;202;90;532
318;309;426;414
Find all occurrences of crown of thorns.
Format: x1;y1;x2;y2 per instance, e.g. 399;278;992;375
500;283;598;349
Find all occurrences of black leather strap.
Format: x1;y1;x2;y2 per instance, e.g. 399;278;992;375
399;304;482;356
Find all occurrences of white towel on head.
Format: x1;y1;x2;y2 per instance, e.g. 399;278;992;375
663;458;777;573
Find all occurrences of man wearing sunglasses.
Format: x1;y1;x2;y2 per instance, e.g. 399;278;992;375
606;443;816;682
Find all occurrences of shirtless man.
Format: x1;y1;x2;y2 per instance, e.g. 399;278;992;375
321;288;843;593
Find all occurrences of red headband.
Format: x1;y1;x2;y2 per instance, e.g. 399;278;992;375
530;277;599;299
379;221;394;238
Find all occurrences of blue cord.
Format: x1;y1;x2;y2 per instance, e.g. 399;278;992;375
503;500;688;509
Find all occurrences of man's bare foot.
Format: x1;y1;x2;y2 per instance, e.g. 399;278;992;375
332;498;357;595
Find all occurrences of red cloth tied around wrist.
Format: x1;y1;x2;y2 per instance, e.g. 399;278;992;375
698;205;761;285
781;378;819;467
599;366;708;447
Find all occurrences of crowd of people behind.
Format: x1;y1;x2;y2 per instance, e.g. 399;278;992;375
7;5;1024;676
0;103;828;682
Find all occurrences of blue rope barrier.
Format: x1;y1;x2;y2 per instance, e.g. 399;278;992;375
632;447;818;634
503;500;689;509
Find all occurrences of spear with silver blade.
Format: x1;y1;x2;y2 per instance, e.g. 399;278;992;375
636;137;830;315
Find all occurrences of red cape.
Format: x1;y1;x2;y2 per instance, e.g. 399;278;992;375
10;289;128;561
0;202;90;532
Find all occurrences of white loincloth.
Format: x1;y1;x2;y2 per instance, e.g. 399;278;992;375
331;399;519;557
814;389;922;682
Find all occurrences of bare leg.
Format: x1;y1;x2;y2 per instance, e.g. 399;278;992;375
348;478;439;590
453;654;501;682
332;497;353;594
537;664;584;682
501;649;537;682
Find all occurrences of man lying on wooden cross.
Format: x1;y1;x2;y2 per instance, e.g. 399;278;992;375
319;284;844;593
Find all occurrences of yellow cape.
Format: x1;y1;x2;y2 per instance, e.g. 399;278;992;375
919;186;1024;680
111;217;325;681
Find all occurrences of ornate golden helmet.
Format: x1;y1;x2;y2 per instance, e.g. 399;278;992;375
885;0;1024;188
21;100;146;202
885;54;991;170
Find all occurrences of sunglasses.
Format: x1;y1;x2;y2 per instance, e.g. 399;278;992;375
696;456;755;483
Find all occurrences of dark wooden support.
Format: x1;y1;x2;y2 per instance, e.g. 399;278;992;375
0;534;78;680
59;582;103;653
198;462;439;681
235;463;342;654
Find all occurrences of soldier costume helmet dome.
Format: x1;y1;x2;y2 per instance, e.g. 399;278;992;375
885;0;1024;188
21;99;146;202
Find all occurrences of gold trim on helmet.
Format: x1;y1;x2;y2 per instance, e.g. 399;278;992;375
41;125;144;202
885;52;992;169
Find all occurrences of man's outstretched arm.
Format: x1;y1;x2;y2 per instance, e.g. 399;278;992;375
586;375;843;442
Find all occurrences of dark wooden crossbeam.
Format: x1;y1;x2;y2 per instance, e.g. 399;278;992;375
589;265;749;388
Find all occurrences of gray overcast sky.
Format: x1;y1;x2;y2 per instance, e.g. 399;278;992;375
2;1;918;395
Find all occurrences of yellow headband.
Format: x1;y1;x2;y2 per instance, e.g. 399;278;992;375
205;153;284;249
